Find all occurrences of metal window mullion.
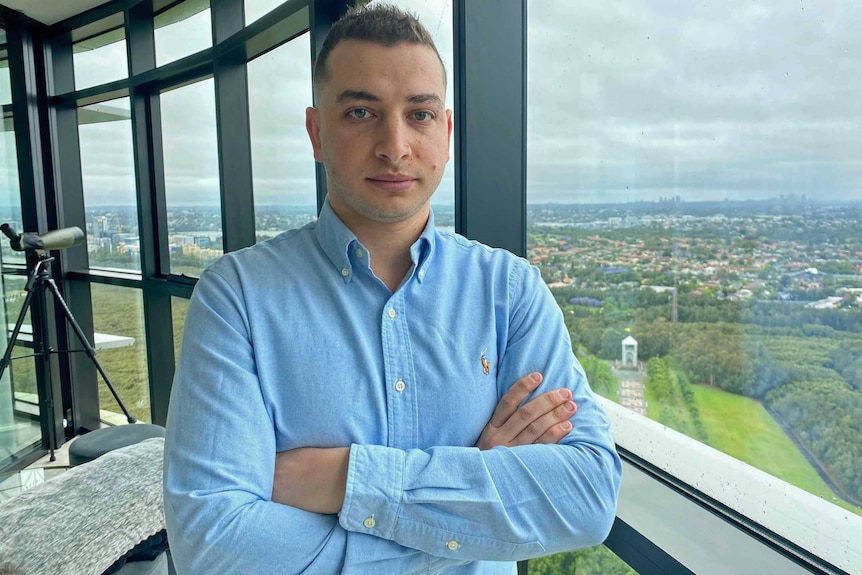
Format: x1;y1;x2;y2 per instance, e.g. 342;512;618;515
127;0;175;424
213;0;255;252
6;13;68;451
454;0;527;257
45;30;103;434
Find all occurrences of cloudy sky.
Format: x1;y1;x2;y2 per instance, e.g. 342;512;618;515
7;0;862;208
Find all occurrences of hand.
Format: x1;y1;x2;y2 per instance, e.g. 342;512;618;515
476;372;577;450
272;447;350;514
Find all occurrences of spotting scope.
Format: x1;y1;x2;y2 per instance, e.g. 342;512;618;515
0;223;85;252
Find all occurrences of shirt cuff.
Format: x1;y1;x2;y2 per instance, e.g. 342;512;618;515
339;444;404;539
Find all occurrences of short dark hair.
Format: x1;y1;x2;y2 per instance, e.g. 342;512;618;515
313;3;446;97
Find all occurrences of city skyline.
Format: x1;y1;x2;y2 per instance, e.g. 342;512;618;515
0;1;851;208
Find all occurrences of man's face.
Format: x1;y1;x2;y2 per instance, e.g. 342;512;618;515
306;40;453;229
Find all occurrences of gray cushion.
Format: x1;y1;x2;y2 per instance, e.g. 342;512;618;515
0;438;165;575
69;424;166;467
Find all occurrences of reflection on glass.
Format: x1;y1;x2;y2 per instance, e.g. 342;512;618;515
172;296;189;365
0;43;11;106
0;272;40;464
73;27;128;90
0;126;22;268
160;79;222;276
385;0;455;218
527;1;862;516
155;0;212;67
244;0;285;25
248;32;316;238
90;284;150;423
528;545;637;574
78;97;140;272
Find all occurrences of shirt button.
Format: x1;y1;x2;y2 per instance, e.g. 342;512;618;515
356;248;364;258
446;540;460;551
341;267;349;277
363;516;376;529
387;308;396;319
418;269;426;279
395;379;406;392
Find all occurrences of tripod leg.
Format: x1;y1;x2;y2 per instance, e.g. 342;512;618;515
0;284;36;382
45;279;137;424
1;269;57;460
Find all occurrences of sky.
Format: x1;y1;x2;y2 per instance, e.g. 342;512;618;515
4;0;862;208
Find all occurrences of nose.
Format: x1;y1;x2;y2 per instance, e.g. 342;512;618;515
374;116;411;164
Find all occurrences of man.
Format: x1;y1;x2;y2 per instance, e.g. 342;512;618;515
164;4;621;573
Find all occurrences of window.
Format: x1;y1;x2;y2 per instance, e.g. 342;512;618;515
248;32;316;237
90;284;150;423
526;0;862;532
154;0;212;67
244;0;286;26
72;27;127;91
171;296;189;364
78;97;139;272
528;546;636;575
160;78;222;277
0;30;11;106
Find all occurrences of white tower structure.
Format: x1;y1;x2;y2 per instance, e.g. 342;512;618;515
621;335;638;368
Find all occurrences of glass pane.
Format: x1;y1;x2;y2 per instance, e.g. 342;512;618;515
377;0;455;227
527;0;862;518
529;545;637;574
245;0;285;25
0;57;11;106
90;284;150;423
160;78;222;276
0;272;40;465
155;0;212;67
0;36;35;464
171;296;189;364
0;124;22;267
73;28;128;91
248;32;317;238
78;97;140;272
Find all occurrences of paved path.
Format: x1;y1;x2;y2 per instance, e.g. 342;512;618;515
612;365;647;415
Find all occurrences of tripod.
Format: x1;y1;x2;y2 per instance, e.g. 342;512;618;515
0;234;136;461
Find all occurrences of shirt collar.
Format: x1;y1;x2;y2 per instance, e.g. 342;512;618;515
315;199;437;285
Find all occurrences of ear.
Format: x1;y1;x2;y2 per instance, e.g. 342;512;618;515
306;106;324;163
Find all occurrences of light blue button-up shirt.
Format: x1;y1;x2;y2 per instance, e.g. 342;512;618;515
164;201;621;574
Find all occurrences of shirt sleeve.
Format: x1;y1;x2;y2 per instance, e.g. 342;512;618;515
163;267;348;574
338;262;622;561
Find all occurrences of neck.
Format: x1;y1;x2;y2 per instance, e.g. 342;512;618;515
331;203;430;292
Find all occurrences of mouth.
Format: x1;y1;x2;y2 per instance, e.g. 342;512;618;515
367;174;418;192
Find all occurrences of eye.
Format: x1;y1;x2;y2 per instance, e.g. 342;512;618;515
347;108;372;120
411;110;434;122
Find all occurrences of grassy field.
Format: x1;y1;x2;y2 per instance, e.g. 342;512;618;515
690;384;861;515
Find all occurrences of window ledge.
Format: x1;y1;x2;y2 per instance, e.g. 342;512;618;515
597;396;862;574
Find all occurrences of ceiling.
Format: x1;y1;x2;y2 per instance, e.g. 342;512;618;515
1;0;115;26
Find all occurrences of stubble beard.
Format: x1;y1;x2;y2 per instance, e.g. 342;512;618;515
327;175;436;225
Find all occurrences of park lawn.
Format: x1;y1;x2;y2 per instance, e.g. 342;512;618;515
691;384;860;513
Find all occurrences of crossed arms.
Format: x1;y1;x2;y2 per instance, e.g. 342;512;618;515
164;263;621;573
272;372;579;514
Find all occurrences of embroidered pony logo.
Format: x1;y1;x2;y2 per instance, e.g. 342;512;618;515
480;349;490;375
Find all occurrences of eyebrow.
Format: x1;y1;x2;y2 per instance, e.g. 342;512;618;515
335;90;444;107
336;90;380;104
407;94;444;107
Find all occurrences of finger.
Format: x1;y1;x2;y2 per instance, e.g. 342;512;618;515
488;372;543;428
503;387;572;438
530;401;577;445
